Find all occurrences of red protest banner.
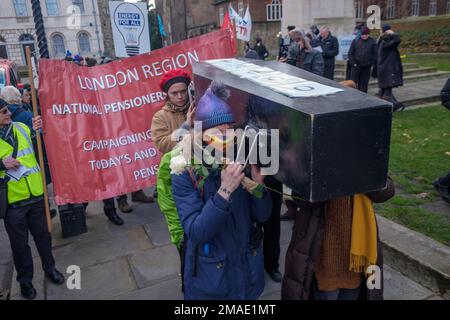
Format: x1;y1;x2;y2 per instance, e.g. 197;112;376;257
38;30;235;205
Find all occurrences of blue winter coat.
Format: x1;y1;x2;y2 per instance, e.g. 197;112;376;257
8;104;34;133
172;169;272;300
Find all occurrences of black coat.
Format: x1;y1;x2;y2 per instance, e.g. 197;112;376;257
441;78;450;110
374;33;403;89
254;43;269;60
348;37;377;68
320;34;339;64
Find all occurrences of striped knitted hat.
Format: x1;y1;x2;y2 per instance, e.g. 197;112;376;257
195;81;235;130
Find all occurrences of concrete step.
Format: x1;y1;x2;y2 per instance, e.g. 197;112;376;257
334;62;421;73
335;71;450;87
334;66;438;77
336;61;419;68
377;215;450;299
400;95;442;107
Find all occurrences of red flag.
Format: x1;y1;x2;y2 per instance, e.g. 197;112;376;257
221;9;237;56
221;9;230;30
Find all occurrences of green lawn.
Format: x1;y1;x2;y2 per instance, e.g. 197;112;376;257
403;53;450;71
375;105;450;245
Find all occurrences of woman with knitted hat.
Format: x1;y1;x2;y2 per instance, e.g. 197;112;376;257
151;69;195;154
171;81;272;300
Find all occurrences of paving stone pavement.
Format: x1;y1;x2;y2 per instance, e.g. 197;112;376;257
0;223;13;300
5;188;444;300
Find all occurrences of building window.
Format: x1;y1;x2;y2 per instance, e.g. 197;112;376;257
72;0;85;14
0;45;7;59
387;0;396;18
51;34;65;57
13;0;28;17
267;0;282;21
45;0;59;16
447;0;450;13
238;1;244;17
78;32;91;54
429;0;437;15
219;7;224;25
411;0;420;16
355;1;364;19
19;34;35;65
0;36;7;59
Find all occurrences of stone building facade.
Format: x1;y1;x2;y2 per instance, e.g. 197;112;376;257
0;1;38;64
282;0;355;38
355;0;450;21
0;0;104;65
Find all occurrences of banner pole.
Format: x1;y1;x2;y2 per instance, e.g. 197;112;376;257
25;46;52;233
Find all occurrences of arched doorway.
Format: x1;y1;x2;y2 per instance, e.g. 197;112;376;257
19;33;36;65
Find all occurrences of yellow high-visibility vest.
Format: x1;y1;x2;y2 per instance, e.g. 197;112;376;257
0;122;44;204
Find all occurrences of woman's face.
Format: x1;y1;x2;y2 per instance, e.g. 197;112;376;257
22;90;31;104
292;36;304;49
167;82;189;107
0;106;12;127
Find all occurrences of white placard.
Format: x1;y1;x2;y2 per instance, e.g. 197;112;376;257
109;1;151;58
206;59;343;98
337;34;356;61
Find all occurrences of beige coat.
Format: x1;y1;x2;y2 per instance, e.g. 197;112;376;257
151;103;187;154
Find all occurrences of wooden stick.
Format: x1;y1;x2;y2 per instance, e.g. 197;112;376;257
25;46;52;233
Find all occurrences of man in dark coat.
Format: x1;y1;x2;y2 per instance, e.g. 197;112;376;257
346;22;366;81
254;37;269;60
432;77;450;204
373;25;404;110
348;26;377;93
319;27;339;80
282;178;395;300
441;77;450;111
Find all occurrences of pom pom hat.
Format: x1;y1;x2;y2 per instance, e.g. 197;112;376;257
195;81;235;130
159;69;191;92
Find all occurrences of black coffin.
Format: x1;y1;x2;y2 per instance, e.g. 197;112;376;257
193;59;392;203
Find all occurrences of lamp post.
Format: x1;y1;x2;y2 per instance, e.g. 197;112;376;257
91;0;102;57
30;0;49;58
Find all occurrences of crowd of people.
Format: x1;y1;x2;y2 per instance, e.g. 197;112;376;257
0;22;449;301
269;22;405;111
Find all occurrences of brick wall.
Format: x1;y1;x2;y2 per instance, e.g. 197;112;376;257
156;0;280;54
213;0;281;55
185;0;217;38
